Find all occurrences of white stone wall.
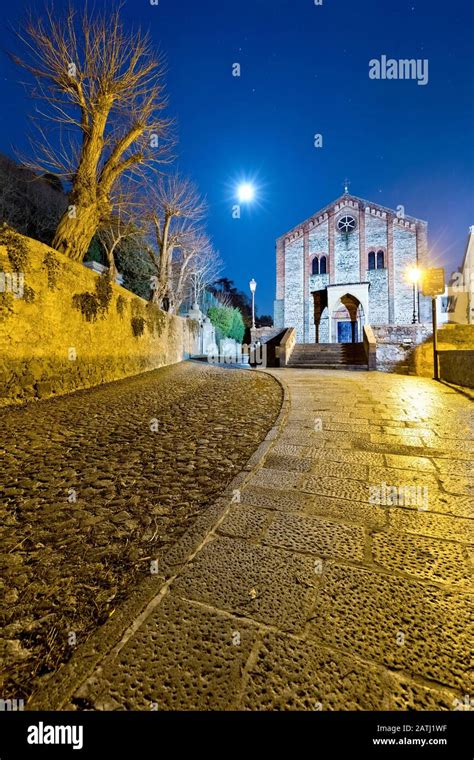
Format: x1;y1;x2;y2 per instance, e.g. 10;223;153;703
365;213;388;257
367;269;389;323
309;221;329;255
334;207;360;283
284;237;305;342
393;225;417;324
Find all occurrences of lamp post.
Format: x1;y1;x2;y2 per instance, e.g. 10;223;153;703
408;267;421;324
249;278;257;330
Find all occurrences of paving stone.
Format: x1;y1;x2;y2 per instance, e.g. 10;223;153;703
241;485;387;529
241;634;393;711
370;433;424;447
263;512;366;561
75;595;257;710
264;454;313;473
389;677;461;711
173;536;317;632
248;467;304;491
369;466;440;489
303;474;370;502
218;504;272;540
387;508;474;544
433;459;474;477
372;531;471;586
308;564;472;690
439;476;474;496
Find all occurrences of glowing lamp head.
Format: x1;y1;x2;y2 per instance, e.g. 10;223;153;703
238;183;255;203
408;267;421;284
249;278;257;294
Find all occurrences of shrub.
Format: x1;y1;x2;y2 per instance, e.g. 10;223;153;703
208;306;233;339
208;305;245;343
131;316;145;337
229;308;245;343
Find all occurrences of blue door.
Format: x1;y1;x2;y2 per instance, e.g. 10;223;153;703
337;321;354;343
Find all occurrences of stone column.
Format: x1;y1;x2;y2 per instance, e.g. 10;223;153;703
329;211;335;285
303;226;310;342
387;215;395;323
359;204;366;284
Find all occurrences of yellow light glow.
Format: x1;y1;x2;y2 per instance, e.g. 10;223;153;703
407;266;422;284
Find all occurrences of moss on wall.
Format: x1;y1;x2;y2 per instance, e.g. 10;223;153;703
0;233;199;405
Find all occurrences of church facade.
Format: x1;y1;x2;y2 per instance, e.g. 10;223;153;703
274;193;430;343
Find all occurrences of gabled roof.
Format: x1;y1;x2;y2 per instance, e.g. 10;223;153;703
278;193;427;241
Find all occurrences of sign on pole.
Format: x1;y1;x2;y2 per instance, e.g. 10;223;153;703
421;268;445;381
422;267;445;297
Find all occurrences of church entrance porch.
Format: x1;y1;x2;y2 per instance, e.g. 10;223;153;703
332;293;365;344
326;282;370;344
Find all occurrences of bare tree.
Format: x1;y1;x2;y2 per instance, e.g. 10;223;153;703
149;174;206;307
96;178;146;280
170;228;222;313
12;4;172;261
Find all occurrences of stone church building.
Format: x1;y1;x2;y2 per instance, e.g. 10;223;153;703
274;192;429;343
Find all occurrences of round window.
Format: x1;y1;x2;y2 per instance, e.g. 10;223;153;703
337;215;357;234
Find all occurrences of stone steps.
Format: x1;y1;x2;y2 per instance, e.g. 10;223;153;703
287;342;368;370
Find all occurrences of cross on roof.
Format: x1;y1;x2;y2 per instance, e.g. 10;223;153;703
343;178;351;195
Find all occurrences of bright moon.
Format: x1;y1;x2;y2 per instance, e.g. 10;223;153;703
237;183;255;203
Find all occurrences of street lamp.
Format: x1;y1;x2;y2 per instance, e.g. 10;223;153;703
249;278;257;330
408;267;421;324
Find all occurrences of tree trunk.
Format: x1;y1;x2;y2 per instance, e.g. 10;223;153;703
52;204;100;261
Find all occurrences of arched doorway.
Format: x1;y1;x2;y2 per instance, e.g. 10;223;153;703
331;293;365;343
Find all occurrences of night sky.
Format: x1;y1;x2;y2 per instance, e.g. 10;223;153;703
1;0;473;316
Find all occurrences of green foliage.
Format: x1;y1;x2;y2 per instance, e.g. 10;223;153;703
209;278;252;327
0;225;29;272
116;240;155;300
116;295;126;316
145;302;166;336
208;305;233;339
95;272;113;310
23;284;35;303
229;308;245;343
72;272;112;322
43;252;61;289
84;236;107;266
208;305;245;342
131;316;145;337
72;291;99;322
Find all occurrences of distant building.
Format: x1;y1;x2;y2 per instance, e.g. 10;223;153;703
274;192;431;343
448;227;474;325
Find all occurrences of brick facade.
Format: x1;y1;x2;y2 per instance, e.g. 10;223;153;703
274;193;430;343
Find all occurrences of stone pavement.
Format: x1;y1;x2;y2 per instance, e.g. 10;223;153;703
31;369;473;711
1;362;282;699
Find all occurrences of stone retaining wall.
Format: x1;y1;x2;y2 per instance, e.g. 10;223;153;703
371;324;432;374
438;350;474;389
372;323;474;379
0;231;199;405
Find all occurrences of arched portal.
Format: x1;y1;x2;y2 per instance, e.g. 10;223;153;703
331;293;365;343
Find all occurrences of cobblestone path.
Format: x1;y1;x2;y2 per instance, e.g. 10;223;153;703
32;369;473;711
0;362;283;700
